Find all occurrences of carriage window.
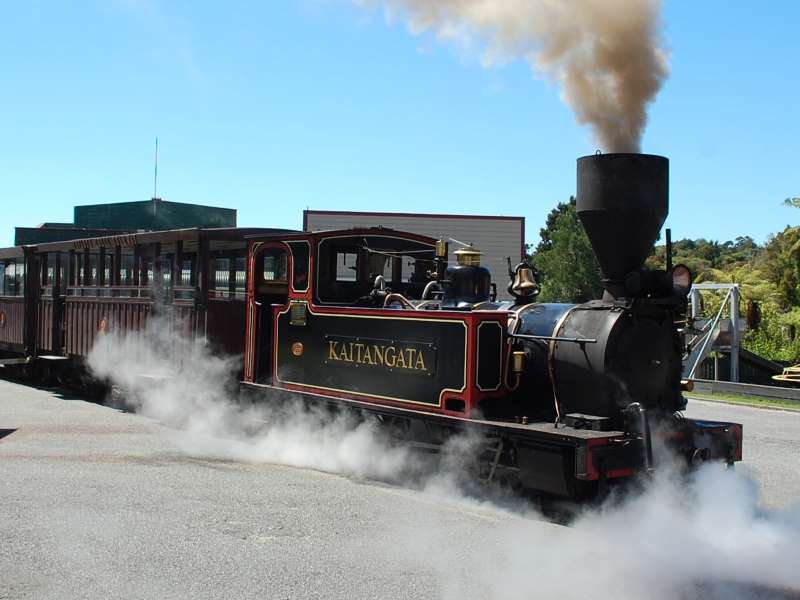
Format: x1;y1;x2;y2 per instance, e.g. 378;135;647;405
262;253;288;282
367;252;393;281
403;257;430;283
45;253;56;287
335;252;358;282
286;242;309;291
103;253;112;287
17;261;24;296
120;253;134;286
85;253;99;287
8;260;25;296
70;253;79;286
179;256;194;286
316;235;436;304
161;253;173;291
235;256;246;294
0;261;7;295
214;257;230;291
143;255;153;286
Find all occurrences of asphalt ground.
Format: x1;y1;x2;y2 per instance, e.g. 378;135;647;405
0;379;556;600
684;397;800;507
1;380;799;599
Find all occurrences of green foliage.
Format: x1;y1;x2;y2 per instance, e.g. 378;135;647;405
647;224;799;362
743;305;800;363
647;236;760;276
784;197;800;209
762;226;800;308
531;197;603;303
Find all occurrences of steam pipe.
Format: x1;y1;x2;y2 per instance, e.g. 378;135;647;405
422;280;441;300
510;333;597;345
665;228;673;272
626;402;653;473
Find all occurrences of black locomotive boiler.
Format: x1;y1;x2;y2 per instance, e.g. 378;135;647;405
511;154;688;427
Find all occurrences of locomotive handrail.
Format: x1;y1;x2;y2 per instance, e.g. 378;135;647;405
66;285;152;298
510;333;597;345
685;288;732;380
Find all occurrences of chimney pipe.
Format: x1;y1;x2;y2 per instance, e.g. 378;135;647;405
576;153;668;299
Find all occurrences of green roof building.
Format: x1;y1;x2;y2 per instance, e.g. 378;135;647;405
74;198;236;230
11;199;238;246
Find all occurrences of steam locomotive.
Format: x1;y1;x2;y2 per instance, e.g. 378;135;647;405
0;153;742;499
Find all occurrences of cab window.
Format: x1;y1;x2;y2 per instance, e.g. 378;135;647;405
315;235;435;305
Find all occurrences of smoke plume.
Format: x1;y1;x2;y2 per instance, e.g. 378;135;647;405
359;0;669;152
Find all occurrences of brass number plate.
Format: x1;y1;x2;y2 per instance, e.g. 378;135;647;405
290;301;308;326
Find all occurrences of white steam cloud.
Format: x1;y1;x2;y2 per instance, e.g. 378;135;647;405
358;0;670;152
87;320;411;481
87;319;800;599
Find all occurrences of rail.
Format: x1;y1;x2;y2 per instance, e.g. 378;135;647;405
690;379;800;402
64;286;198;300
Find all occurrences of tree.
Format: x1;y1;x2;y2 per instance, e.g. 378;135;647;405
762;226;800;308
531;197;603;303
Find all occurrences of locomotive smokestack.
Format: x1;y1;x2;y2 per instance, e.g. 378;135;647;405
576;153;668;297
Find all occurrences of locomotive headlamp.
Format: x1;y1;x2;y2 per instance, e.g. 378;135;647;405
671;264;692;295
454;246;481;267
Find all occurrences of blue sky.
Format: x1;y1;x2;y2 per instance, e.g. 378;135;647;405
1;1;797;249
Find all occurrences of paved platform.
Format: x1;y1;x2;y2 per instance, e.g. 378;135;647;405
686;398;800;507
2;379;799;600
0;379;547;600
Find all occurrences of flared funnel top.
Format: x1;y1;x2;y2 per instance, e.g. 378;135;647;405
576;153;668;285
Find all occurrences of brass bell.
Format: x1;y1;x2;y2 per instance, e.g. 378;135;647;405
512;267;538;293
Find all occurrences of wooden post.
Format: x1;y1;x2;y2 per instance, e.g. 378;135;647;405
98;248;106;287
23;248;39;356
197;236;210;305
83;249;90;289
67;250;75;288
53;251;64;353
54;252;62;294
114;246;122;286
228;250;237;298
153;242;162;292
133;245;141;287
172;240;182;295
40;252;48;293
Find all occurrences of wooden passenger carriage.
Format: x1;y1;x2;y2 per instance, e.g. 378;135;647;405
0;227;293;365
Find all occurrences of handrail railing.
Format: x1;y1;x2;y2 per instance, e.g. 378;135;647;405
685;288;731;379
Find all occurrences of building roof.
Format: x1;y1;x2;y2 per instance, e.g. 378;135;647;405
74;198;236;230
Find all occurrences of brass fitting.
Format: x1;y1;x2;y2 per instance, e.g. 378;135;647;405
511;351;525;374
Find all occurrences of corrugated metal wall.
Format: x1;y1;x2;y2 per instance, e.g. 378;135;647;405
305;212;524;300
